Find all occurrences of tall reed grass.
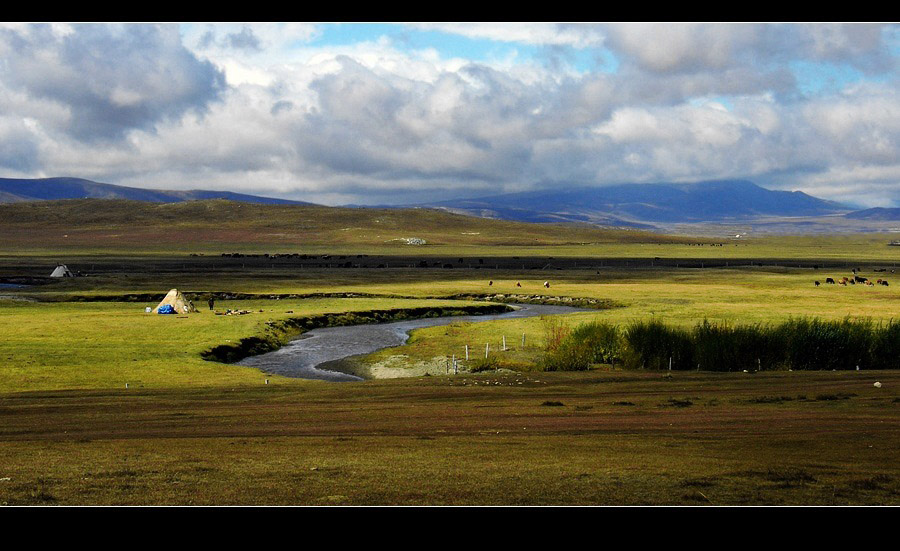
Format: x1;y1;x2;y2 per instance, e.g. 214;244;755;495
540;317;899;371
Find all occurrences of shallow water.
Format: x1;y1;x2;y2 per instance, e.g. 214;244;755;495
237;303;589;382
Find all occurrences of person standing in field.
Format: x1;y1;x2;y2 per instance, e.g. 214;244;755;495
208;297;215;310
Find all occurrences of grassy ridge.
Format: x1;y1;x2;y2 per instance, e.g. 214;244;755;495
0;199;698;254
5;199;900;262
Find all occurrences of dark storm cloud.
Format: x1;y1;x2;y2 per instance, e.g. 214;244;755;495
0;24;226;141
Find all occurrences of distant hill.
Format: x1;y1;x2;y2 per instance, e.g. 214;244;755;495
0;198;704;253
844;207;900;221
0;177;313;205
418;180;850;226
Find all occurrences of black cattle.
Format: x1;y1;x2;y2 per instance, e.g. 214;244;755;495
855;276;868;283
826;277;835;284
881;280;889;286
815;281;820;287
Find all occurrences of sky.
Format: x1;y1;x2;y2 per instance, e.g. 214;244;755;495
0;22;898;207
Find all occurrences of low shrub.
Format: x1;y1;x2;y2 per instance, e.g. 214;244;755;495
468;355;500;373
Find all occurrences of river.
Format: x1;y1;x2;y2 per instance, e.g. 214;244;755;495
237;303;589;381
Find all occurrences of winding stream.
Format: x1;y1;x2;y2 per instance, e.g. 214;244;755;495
237;303;590;381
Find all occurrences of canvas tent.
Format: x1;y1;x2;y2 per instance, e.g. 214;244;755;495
50;264;75;278
153;289;198;314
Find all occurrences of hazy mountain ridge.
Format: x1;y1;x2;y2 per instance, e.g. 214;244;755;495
0;177;312;205
419;180;852;226
0;176;882;232
844;207;900;221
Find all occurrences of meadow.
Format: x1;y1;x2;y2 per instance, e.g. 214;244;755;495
0;200;898;505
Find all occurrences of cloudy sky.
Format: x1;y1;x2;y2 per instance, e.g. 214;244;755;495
0;22;898;207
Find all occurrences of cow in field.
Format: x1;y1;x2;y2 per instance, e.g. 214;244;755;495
815;281;820;287
826;277;835;284
544;281;550;288
881;280;889;286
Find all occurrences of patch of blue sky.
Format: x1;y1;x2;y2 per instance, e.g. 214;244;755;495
311;23;616;74
884;24;900;55
789;60;889;96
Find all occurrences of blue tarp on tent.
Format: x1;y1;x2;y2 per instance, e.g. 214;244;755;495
157;304;175;315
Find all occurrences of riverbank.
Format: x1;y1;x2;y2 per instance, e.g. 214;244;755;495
235;303;590;381
202;303;515;365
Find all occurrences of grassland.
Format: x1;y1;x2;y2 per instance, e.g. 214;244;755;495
0;297;496;392
1;200;899;505
0;371;896;505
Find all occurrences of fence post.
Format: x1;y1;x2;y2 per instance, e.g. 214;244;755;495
522;332;526;348
485;343;489;358
502;336;507;351
465;345;469;360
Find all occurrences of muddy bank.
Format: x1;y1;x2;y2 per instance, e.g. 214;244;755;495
201;303;513;365
238;303;591;382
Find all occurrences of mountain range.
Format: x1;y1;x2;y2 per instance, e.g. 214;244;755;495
1;176;892;229
0;177;311;205
415;180;852;226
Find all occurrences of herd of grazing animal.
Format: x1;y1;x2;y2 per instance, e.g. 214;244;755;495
817;271;891;288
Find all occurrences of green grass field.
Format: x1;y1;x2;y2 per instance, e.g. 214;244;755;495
0;297;494;392
1;202;899;505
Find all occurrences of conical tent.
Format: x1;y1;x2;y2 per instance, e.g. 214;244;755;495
153;289;198;314
50;264;75;277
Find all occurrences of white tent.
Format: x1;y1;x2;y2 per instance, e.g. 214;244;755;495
153;289;198;314
49;264;75;278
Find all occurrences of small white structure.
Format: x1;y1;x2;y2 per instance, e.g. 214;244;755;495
49;264;75;278
153;289;198;314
